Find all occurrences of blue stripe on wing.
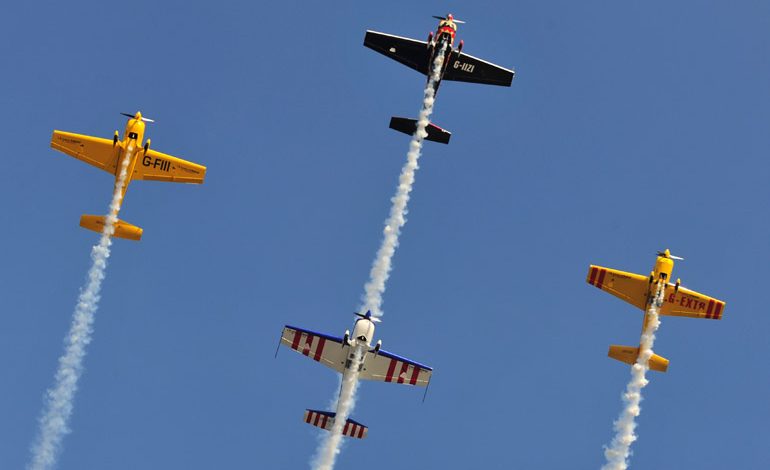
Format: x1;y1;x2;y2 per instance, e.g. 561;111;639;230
284;325;344;344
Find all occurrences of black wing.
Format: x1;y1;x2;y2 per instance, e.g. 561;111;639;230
443;51;515;86
364;30;430;76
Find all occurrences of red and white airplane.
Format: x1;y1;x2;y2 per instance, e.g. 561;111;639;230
278;311;432;439
364;14;515;144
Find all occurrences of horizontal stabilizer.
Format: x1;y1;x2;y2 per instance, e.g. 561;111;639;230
80;215;143;241
389;117;451;144
608;345;669;373
303;409;368;439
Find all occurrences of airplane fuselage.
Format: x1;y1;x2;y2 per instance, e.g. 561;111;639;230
335;317;378;414
641;252;677;335
436;23;456;48
110;113;150;205
425;19;462;96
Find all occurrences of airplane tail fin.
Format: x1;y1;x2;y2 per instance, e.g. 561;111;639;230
80;215;143;241
389;116;451;144
303;409;368;439
608;344;669;373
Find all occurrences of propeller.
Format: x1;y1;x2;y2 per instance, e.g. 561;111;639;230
354;310;381;322
432;14;465;24
120;112;155;123
657;250;684;261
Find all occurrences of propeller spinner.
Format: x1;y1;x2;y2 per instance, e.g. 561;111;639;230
354;310;381;323
120;112;155;123
433;14;465;24
657;250;684;261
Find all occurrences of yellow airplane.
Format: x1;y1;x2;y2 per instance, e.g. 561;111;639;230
586;249;725;372
51;112;206;240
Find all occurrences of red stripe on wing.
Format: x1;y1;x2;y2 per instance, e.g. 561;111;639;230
409;365;421;385
706;300;714;319
302;334;313;356
291;329;302;350
385;358;397;382
314;337;326;362
396;361;409;384
596;269;607;290
714;302;723;319
589;267;598;286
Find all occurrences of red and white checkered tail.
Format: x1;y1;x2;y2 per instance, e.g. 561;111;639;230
303;409;368;439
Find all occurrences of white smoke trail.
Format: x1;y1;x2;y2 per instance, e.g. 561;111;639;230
601;286;664;470
28;144;134;470
361;42;449;318
312;347;363;470
311;41;451;470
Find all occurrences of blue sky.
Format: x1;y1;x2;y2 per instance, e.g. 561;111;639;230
1;1;769;468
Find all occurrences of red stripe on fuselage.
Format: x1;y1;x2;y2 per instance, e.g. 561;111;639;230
589;267;599;286
396;361;409;384
596;269;607;290
314;337;326;361
385;358;397;382
409;366;421;385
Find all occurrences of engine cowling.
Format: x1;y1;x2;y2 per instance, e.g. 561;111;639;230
352;318;375;347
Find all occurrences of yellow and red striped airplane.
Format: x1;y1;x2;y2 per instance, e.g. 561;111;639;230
51;112;206;240
586;249;725;372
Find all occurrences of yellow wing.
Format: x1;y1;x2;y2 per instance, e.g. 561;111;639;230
51;130;120;174
133;148;206;184
660;284;725;319
586;265;649;311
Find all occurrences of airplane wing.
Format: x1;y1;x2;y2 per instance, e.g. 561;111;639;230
51;131;120;174
360;349;432;387
660;285;725;320
364;30;430;75
586;265;648;311
442;51;515;86
280;326;347;373
133;148;206;184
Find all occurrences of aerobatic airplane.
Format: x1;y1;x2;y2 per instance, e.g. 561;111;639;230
51;112;206;240
364;14;515;144
586;249;725;372
278;311;432;439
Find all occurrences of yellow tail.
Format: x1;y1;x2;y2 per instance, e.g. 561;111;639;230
79;215;143;241
608;344;669;372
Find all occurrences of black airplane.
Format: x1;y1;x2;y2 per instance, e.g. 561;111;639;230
364;14;515;144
